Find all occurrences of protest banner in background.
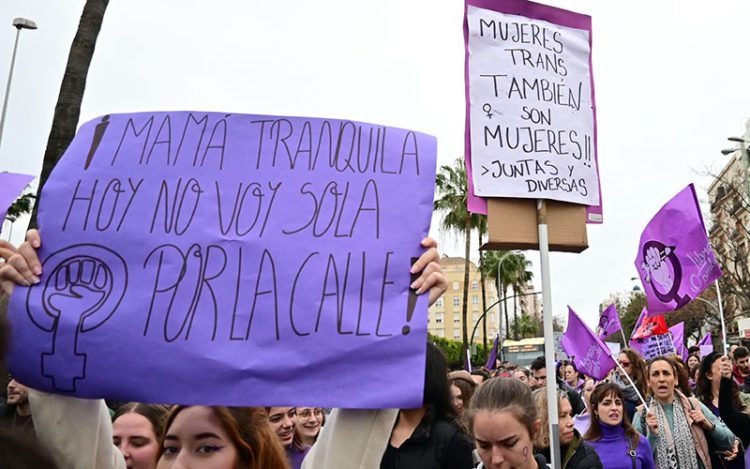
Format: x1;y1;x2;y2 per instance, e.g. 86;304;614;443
638;333;676;360
669;322;688;361
561;306;616;380
596;303;621;339
7;111;437;408
697;332;713;356
635;184;722;314
631;314;668;340
0;172;34;229
464;0;600;208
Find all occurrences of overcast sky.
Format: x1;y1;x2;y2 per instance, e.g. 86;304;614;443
2;0;750;331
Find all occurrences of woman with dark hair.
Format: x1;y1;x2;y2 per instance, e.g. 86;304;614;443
533;388;602;469
633;356;735;469
467;377;547;468
694;352;744;468
267;407;308;469
687;353;700;387
380;342;474;469
157;406;288;469
564;363;584;394
612;348;647;422
448;370;476;419
112;403;169;469
583;383;655;469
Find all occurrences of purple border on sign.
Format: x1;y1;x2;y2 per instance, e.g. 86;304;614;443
463;0;602;223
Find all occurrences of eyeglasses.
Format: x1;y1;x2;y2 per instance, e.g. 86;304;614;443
297;408;324;419
618;360;631;367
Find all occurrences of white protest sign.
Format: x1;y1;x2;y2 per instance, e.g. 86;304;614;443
640;333;676;360
467;6;599;205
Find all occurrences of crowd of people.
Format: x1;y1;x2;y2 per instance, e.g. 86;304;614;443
1;231;750;468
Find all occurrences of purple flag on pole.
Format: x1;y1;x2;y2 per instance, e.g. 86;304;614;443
697;332;713;356
561;306;617;380
0;172;34;228
597;303;621;339
485;334;499;370
635;184;722;314
669;322;688;361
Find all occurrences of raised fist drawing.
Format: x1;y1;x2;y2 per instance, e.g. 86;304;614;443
644;245;673;291
48;259;108;318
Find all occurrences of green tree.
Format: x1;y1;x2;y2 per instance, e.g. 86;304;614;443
5;193;35;222
32;0;110;224
507;254;533;340
510;312;539;339
434;157;473;351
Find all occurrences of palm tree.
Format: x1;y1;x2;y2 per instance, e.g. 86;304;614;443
510;313;539;339
434;157;472;351
32;0;109;224
480;250;513;340
508;254;533;340
476;215;489;350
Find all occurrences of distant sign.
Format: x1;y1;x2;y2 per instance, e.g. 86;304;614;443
8;111;437;408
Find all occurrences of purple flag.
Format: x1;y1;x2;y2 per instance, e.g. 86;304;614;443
669;322;688;361
635;184;722;314
7;112;437;408
561;306;617;380
0;172;34;227
597;303;622;339
485;334;499;370
697;332;713;356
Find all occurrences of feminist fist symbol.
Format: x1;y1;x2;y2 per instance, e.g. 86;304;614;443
26;245;127;392
643;245;674;292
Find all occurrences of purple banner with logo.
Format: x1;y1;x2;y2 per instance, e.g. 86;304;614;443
597;303;621;339
0;172;34;227
7;111;437;408
561;306;616;380
635;184;722;314
697;332;713;356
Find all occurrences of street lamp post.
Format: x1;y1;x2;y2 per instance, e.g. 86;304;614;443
0;17;38;153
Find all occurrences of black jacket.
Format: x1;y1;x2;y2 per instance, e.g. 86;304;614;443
543;430;602;469
380;409;474;469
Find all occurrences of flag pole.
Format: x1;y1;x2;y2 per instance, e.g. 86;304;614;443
613;358;649;414
538;200;561;469
619;328;628;347
715;280;728;355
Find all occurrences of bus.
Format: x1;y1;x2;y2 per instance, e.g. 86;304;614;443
501;337;544;367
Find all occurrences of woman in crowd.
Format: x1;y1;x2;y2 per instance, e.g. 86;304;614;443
687;353;700;386
268;407;308;469
112;403;169;469
294;407;324;447
565;363;584;395
380;342;474;469
449;370;476;419
612;349;647;422
694;352;744;468
513;367;531;386
466;377;547;469
156;406;288;469
633;356;736;468
583;382;655;469
572;378;597;435
533;388;602;468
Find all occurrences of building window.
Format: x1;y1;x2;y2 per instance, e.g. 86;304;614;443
437;329;444;338
453;297;460;307
436;313;443;324
489;313;495;322
472;295;479;304
435;298;443;308
454;330;460;339
471;280;479;290
473;313;479;321
454;313;460;323
452;281;460;291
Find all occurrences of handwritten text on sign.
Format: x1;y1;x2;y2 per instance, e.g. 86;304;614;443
467;6;599;205
7;112;437;408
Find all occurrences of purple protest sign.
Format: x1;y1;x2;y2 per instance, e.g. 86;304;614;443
597;303;621;340
669;322;688;361
560;306;616;380
7;112;437;408
0;172;34;227
635;184;722;314
485;334;499;369
463;0;603;221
